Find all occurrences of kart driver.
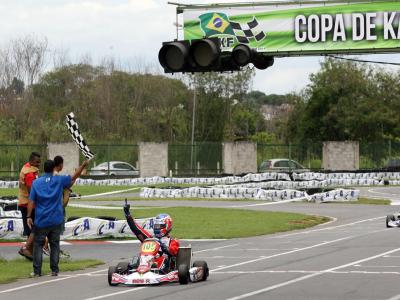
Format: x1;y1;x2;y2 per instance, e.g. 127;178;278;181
123;201;179;274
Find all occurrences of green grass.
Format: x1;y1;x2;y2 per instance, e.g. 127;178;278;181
66;206;330;239
0;188;18;197
346;197;391;205
0;258;103;284
0;184;210;198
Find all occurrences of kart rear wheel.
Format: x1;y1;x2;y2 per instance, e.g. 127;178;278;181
387;214;396;228
116;262;130;274
192;260;209;281
108;266;118;286
178;264;189;285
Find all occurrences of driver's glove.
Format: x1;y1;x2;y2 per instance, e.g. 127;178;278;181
123;199;131;217
160;242;170;256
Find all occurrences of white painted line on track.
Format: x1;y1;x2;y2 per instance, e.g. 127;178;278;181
194;244;239;254
106;240;141;244
354;265;400;268
68;204;124;210
214;270;400;275
83;287;147;300
0;268;107;294
387;293;400;300
268;216;384;239
225;247;400;300
211;236;353;272
74;188;140;199
227;197;307;208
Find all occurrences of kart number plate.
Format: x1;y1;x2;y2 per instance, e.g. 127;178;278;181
141;241;157;253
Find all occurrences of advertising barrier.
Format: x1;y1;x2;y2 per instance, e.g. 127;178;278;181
0;217;155;240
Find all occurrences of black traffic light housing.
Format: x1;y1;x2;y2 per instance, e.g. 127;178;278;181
158;39;273;73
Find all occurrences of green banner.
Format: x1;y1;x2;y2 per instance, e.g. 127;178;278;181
182;1;400;55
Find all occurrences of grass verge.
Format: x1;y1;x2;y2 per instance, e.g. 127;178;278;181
344;197;391;205
66;206;330;239
0;258;103;284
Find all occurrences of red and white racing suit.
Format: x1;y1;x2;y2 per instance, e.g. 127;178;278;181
125;213;180;273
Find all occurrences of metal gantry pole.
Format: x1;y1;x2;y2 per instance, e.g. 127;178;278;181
190;85;196;173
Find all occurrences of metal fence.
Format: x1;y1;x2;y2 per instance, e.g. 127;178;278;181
168;142;222;176
0;144;47;178
359;141;400;169
1;141;400;178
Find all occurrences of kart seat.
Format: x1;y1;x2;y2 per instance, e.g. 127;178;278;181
176;246;192;267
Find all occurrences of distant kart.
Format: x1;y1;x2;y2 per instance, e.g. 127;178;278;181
108;238;209;286
386;214;400;227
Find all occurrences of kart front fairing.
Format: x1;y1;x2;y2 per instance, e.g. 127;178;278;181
387;219;400;227
111;269;178;285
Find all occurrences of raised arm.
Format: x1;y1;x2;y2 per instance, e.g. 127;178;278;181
71;160;89;183
123;199;152;242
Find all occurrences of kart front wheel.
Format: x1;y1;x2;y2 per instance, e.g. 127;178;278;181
193;260;209;281
178;264;189;285
108;266;118;286
387;214;396;228
116;262;130;274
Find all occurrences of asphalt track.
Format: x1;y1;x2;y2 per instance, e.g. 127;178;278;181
2;187;400;299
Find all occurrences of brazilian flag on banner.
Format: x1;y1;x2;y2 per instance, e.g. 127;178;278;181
199;12;234;36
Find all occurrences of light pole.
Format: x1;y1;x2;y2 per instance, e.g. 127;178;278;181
190;85;196;172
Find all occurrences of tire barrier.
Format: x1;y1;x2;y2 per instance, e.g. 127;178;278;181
0;199;21;218
0;172;399;188
140;187;359;203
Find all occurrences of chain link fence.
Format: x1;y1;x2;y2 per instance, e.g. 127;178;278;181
168;142;222;176
0;144;47;178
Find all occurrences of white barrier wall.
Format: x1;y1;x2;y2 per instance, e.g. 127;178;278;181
47;142;80;175
223;142;257;175
323;141;359;171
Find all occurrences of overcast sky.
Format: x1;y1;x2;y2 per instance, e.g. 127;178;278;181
1;0;399;95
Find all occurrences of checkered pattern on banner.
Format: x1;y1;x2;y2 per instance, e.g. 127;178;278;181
230;18;266;44
66;112;95;160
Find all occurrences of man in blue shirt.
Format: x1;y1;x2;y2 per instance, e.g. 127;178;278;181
27;159;89;277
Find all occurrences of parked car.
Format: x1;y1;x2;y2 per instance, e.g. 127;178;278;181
90;161;139;176
259;158;309;173
383;159;400;171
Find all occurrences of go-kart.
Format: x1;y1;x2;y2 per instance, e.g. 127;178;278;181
386;213;400;227
108;238;209;286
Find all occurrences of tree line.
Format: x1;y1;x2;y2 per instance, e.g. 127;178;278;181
0;35;399;145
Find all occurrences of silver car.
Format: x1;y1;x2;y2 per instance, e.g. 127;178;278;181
259;158;309;173
90;161;139;176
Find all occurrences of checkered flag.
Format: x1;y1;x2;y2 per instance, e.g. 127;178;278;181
66;112;95;160
230;18;266;44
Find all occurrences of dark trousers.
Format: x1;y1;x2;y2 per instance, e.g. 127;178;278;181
19;206;35;236
33;224;62;275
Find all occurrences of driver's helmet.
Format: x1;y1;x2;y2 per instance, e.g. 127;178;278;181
153;214;173;238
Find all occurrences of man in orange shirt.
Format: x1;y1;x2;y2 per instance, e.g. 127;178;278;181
18;152;41;259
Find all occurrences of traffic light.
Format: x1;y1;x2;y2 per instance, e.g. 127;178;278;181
158;38;274;73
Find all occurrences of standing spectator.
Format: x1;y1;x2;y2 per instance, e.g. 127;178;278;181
54;155;71;258
18;152;40;259
27;159;89;277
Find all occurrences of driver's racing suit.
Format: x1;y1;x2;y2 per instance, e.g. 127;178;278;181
125;212;180;274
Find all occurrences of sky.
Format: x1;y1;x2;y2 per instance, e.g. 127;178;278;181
0;0;399;95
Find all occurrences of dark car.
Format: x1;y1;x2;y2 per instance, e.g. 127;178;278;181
384;159;400;171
